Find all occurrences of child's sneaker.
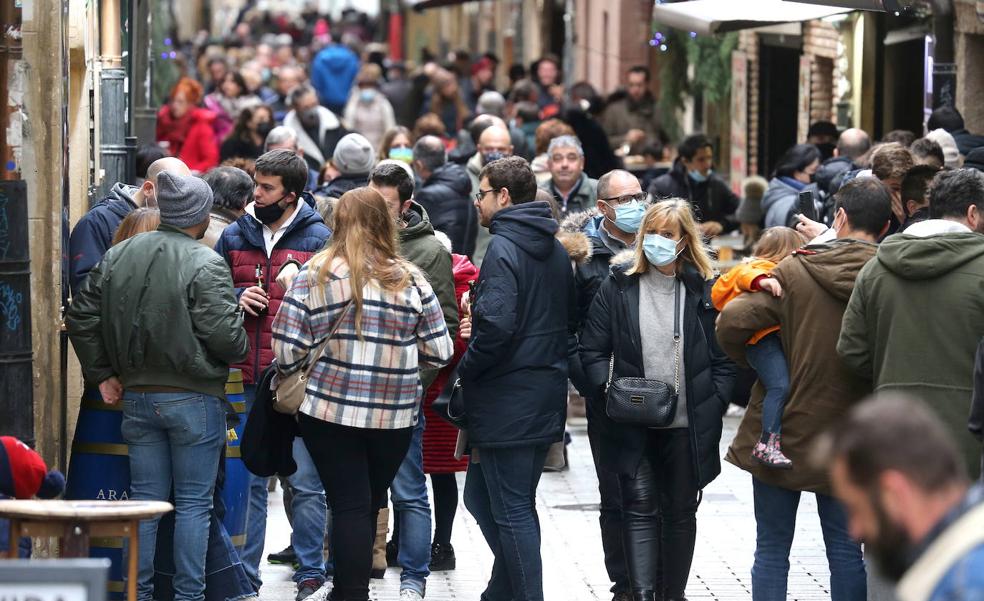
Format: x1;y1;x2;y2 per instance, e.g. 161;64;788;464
751;433;793;470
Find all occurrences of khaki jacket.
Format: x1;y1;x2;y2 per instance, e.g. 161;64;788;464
716;240;876;493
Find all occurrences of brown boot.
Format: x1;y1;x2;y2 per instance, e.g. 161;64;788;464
372;507;389;578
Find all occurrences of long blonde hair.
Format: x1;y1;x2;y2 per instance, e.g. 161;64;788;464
628;199;715;280
309;187;412;336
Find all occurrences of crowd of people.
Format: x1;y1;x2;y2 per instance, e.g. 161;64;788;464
53;11;984;601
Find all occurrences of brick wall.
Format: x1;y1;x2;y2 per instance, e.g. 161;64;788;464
738;31;759;176
804;21;840;124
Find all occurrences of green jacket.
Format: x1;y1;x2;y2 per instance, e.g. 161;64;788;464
838;229;984;478
66;224;250;399
400;201;459;389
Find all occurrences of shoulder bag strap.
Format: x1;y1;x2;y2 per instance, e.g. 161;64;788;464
302;299;354;379
672;280;681;393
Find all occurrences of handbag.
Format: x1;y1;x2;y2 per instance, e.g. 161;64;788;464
272;300;354;415
605;281;681;428
432;364;467;429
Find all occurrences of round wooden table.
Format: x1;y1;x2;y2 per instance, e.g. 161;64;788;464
0;499;173;601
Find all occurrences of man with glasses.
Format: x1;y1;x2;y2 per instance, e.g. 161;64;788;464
563;168;647;601
539;135;597;215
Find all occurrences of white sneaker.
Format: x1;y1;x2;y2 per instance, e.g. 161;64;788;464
400;589;424;601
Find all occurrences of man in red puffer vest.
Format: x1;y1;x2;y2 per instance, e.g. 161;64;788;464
214;148;332;599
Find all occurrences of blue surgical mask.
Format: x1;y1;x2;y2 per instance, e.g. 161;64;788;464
359;88;377;103
643;234;684;267
482;151;507;166
389;147;413;163
611;201;646;233
688;169;710;183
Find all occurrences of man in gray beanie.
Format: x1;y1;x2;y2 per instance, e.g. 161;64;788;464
67;170;249;601
316;132;377;200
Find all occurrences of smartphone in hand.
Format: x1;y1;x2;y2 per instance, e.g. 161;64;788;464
798;190;818;222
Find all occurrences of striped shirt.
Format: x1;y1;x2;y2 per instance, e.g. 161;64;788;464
272;259;454;430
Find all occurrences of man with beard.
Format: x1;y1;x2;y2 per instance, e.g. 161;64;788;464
825;394;984;599
839;168;984;482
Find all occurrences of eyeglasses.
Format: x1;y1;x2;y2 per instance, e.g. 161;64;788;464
475;188;496;202
600;192;647;206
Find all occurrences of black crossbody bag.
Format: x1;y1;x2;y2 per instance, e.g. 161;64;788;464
605;282;680;427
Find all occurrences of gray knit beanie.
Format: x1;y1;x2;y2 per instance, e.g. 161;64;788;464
332;133;376;176
156;171;214;228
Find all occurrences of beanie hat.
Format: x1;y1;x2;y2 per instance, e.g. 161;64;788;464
156;171;214;228
0;436;65;499
333;133;376;176
926;128;961;169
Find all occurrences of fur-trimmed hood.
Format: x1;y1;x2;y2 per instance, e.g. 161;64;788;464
557;231;593;265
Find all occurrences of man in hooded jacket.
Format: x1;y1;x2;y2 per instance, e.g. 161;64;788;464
839;168;984;480
460;156;577;601
717;177;893;601
68;157;188;295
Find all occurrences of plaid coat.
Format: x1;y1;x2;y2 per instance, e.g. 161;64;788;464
272;258;454;430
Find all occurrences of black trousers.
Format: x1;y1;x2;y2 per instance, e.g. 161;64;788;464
618;428;699;600
587;415;629;593
299;414;412;601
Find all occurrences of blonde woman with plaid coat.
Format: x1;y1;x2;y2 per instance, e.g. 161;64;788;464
272;187;454;601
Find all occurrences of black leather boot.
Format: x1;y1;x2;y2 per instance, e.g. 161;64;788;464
631;591;656;601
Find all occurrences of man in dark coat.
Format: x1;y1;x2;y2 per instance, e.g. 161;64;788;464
649;134;738;238
68;156;187;295
563;169;645;601
413;135;477;257
815;127;871;198
460;156;576;601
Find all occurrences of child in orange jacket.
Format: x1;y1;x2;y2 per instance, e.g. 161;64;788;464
712;227;804;468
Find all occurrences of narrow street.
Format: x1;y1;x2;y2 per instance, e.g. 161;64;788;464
258;415;834;601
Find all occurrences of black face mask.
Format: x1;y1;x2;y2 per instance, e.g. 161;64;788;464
255;121;274;138
816;142;836;162
254;194;291;225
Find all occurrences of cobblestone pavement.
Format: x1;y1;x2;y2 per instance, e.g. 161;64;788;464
258;414;834;600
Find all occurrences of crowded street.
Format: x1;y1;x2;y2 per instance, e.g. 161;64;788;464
256;415;836;601
3;1;984;601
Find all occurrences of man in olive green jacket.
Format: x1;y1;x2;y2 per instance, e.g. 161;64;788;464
838;168;984;480
67;171;249;600
368;160;458;596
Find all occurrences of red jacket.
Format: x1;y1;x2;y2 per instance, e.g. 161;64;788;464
213;203;332;383
422;253;478;474
156;106;220;173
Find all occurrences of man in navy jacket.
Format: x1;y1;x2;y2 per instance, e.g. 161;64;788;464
459;156;577;601
68;156;187;295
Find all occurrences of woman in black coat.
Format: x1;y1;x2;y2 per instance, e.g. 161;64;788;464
579;199;736;601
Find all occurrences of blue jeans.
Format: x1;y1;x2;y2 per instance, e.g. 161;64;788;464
121;391;226;601
389;414;431;595
240;385;330;589
464;444;549;601
745;333;790;435
751;477;866;601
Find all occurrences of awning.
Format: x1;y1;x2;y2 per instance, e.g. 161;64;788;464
652;0;853;35
408;0;481;10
